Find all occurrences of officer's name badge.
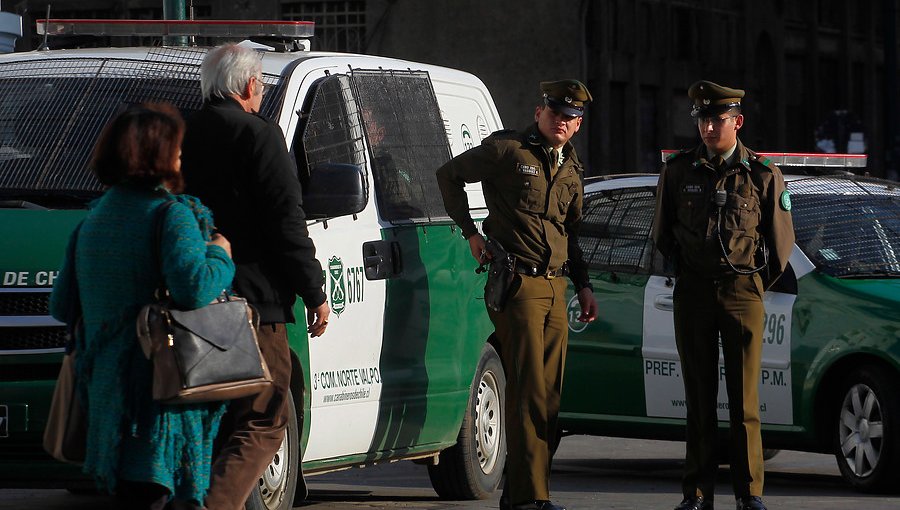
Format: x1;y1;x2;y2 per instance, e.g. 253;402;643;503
517;163;540;176
682;184;704;194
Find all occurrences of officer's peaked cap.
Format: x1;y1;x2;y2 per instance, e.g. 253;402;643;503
688;80;744;118
541;79;592;117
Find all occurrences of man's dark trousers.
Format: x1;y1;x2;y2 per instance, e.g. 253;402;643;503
673;272;765;502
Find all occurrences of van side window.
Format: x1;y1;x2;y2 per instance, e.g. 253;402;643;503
579;187;657;274
350;69;452;222
299;74;368;197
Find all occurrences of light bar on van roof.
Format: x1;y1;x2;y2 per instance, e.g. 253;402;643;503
660;150;867;167
36;19;314;38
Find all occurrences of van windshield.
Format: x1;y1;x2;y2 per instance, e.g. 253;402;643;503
0;50;283;207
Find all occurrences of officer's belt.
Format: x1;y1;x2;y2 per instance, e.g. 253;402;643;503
514;261;568;279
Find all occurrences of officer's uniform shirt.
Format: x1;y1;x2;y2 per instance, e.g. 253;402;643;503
436;124;591;289
653;139;795;285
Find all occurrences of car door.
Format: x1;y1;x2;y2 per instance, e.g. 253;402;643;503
285;70;389;462
562;183;659;420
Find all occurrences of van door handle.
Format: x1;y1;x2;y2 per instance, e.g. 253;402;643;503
362;240;402;280
654;294;674;311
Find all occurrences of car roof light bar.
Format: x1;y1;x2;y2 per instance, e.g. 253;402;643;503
36;19;314;39
660;150;868;168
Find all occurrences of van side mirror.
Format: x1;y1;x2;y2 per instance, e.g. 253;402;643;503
302;163;367;219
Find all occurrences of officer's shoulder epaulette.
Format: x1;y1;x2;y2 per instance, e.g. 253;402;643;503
664;149;692;163
485;128;516;141
745;149;777;172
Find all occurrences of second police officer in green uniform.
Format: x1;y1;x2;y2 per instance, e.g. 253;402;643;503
437;80;599;510
653;81;795;510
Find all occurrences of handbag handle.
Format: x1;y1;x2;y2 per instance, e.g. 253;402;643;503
151;200;177;302
64;221;85;354
151;199;232;304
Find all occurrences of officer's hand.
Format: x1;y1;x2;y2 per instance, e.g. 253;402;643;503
467;234;491;264
576;287;598;323
307;301;331;338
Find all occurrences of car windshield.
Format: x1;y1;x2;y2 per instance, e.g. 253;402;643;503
0;49;283;206
789;176;900;278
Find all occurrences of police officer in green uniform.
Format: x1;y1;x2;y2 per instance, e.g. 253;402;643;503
652;81;795;510
436;80;599;510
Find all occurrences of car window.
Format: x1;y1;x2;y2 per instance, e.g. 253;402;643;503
579;186;657;274
299;74;368;188
351;69;452;223
789;176;900;278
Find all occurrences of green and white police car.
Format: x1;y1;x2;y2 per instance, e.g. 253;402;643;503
0;19;505;510
559;154;900;493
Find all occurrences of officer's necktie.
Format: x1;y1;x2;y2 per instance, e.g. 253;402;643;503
550;148;560;176
712;154;726;171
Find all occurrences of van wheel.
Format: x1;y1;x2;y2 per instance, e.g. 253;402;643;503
428;343;506;499
832;366;900;493
245;390;300;510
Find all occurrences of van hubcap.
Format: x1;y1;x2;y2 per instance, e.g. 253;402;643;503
475;370;501;474
258;437;288;508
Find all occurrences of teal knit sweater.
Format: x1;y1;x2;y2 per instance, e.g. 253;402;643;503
50;185;235;503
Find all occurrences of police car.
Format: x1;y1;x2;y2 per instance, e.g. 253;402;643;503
559;153;900;493
0;19;504;509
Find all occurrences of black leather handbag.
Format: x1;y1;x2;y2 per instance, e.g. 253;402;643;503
136;201;272;404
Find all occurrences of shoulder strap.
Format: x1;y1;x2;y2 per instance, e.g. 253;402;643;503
152;200;177;298
64;221;85;354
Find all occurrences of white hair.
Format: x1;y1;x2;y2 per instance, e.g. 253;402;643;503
200;44;262;102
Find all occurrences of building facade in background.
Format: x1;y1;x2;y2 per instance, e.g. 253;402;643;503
8;0;897;178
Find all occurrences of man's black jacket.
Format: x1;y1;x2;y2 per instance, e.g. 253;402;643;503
182;96;326;324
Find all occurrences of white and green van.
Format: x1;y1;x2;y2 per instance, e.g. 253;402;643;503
0;19;504;510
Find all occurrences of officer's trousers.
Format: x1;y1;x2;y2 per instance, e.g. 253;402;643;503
673;273;765;501
488;275;568;505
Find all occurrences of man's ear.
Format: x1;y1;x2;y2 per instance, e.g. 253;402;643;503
734;114;744;131
240;78;254;100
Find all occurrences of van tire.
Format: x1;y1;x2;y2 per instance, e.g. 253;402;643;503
245;390;301;510
428;343;506;499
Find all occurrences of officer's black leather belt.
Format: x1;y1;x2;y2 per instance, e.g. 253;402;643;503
514;262;568;279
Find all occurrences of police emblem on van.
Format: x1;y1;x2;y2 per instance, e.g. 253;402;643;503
329;256;346;317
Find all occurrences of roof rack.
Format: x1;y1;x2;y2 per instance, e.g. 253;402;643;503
660;150;867;168
36;19;314;50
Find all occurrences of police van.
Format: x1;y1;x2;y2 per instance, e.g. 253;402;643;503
0;19;503;509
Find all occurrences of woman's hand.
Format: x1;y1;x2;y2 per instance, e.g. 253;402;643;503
208;233;232;258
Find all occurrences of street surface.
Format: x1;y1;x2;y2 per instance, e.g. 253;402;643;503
2;435;898;509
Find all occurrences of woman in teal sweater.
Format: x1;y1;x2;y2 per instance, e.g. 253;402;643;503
50;103;235;509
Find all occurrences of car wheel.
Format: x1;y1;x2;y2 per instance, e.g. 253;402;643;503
833;366;900;493
428;343;506;499
245;390;301;510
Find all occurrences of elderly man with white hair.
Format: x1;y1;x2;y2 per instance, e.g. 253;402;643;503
181;43;330;510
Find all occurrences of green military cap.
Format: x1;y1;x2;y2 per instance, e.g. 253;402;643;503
541;79;592;117
688;80;744;118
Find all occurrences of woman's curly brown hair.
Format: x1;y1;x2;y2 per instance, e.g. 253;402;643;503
91;102;185;193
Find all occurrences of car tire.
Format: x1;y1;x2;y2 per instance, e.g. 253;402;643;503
832;365;900;493
428;343;506;499
245;390;301;510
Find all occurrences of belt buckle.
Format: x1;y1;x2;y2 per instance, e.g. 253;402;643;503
544;268;556;280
